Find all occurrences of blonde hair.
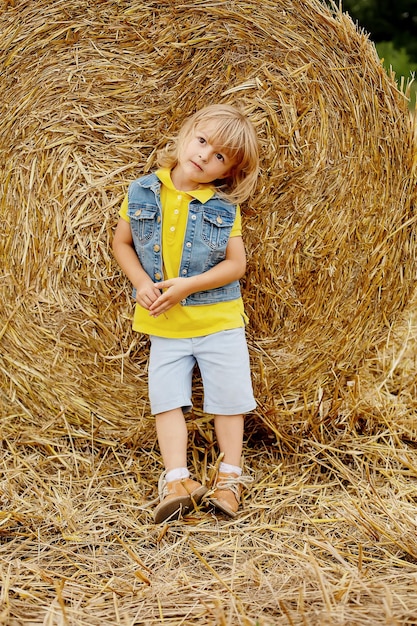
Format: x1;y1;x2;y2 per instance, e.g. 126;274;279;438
157;104;259;205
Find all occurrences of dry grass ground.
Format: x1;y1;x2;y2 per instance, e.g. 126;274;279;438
2;1;417;624
2;310;417;625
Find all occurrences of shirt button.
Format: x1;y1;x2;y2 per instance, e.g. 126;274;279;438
170;226;175;232
186;242;192;248
157;215;161;223
174;209;179;215
182;269;187;275
134;210;141;216
177;195;182;201
216;216;223;224
191;215;196;220
153;244;160;252
155;272;162;280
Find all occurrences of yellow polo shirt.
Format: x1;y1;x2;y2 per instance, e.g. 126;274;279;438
119;168;247;338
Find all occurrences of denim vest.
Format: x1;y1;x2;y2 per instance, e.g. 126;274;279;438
127;173;241;306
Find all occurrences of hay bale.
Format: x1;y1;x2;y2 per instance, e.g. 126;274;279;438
1;0;416;435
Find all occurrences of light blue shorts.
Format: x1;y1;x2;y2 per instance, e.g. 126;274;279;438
148;328;256;416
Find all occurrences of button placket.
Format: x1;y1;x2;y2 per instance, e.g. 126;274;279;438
167;193;183;242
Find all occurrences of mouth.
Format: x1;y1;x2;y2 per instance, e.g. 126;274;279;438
191;160;203;171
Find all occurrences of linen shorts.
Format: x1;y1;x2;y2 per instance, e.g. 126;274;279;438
148;328;256;416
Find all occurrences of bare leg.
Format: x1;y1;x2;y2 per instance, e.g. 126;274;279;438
214;414;244;467
155;408;188;471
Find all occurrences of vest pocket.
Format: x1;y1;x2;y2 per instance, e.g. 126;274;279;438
201;211;233;249
129;205;156;243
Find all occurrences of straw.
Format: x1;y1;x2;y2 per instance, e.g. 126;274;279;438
1;0;417;623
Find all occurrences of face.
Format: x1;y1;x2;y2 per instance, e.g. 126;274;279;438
173;122;235;190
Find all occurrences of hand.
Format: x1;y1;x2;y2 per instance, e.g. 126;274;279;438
135;280;163;310
148;278;190;317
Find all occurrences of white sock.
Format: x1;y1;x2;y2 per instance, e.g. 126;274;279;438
165;467;190;483
219;462;242;476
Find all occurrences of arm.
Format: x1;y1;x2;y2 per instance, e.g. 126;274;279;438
148;235;246;318
112;218;161;309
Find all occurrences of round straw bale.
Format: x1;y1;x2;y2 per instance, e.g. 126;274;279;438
1;0;416;435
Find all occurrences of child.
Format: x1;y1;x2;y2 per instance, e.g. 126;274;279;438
112;103;259;523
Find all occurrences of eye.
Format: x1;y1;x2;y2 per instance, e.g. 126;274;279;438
198;136;206;144
215;153;225;161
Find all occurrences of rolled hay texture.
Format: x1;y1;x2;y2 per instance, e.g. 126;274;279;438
1;0;416;435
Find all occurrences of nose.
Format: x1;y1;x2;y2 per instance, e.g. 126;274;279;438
198;145;210;162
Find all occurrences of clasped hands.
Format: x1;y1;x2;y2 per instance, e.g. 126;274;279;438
135;277;191;318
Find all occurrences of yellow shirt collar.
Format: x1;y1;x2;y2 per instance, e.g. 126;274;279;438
156;168;215;203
